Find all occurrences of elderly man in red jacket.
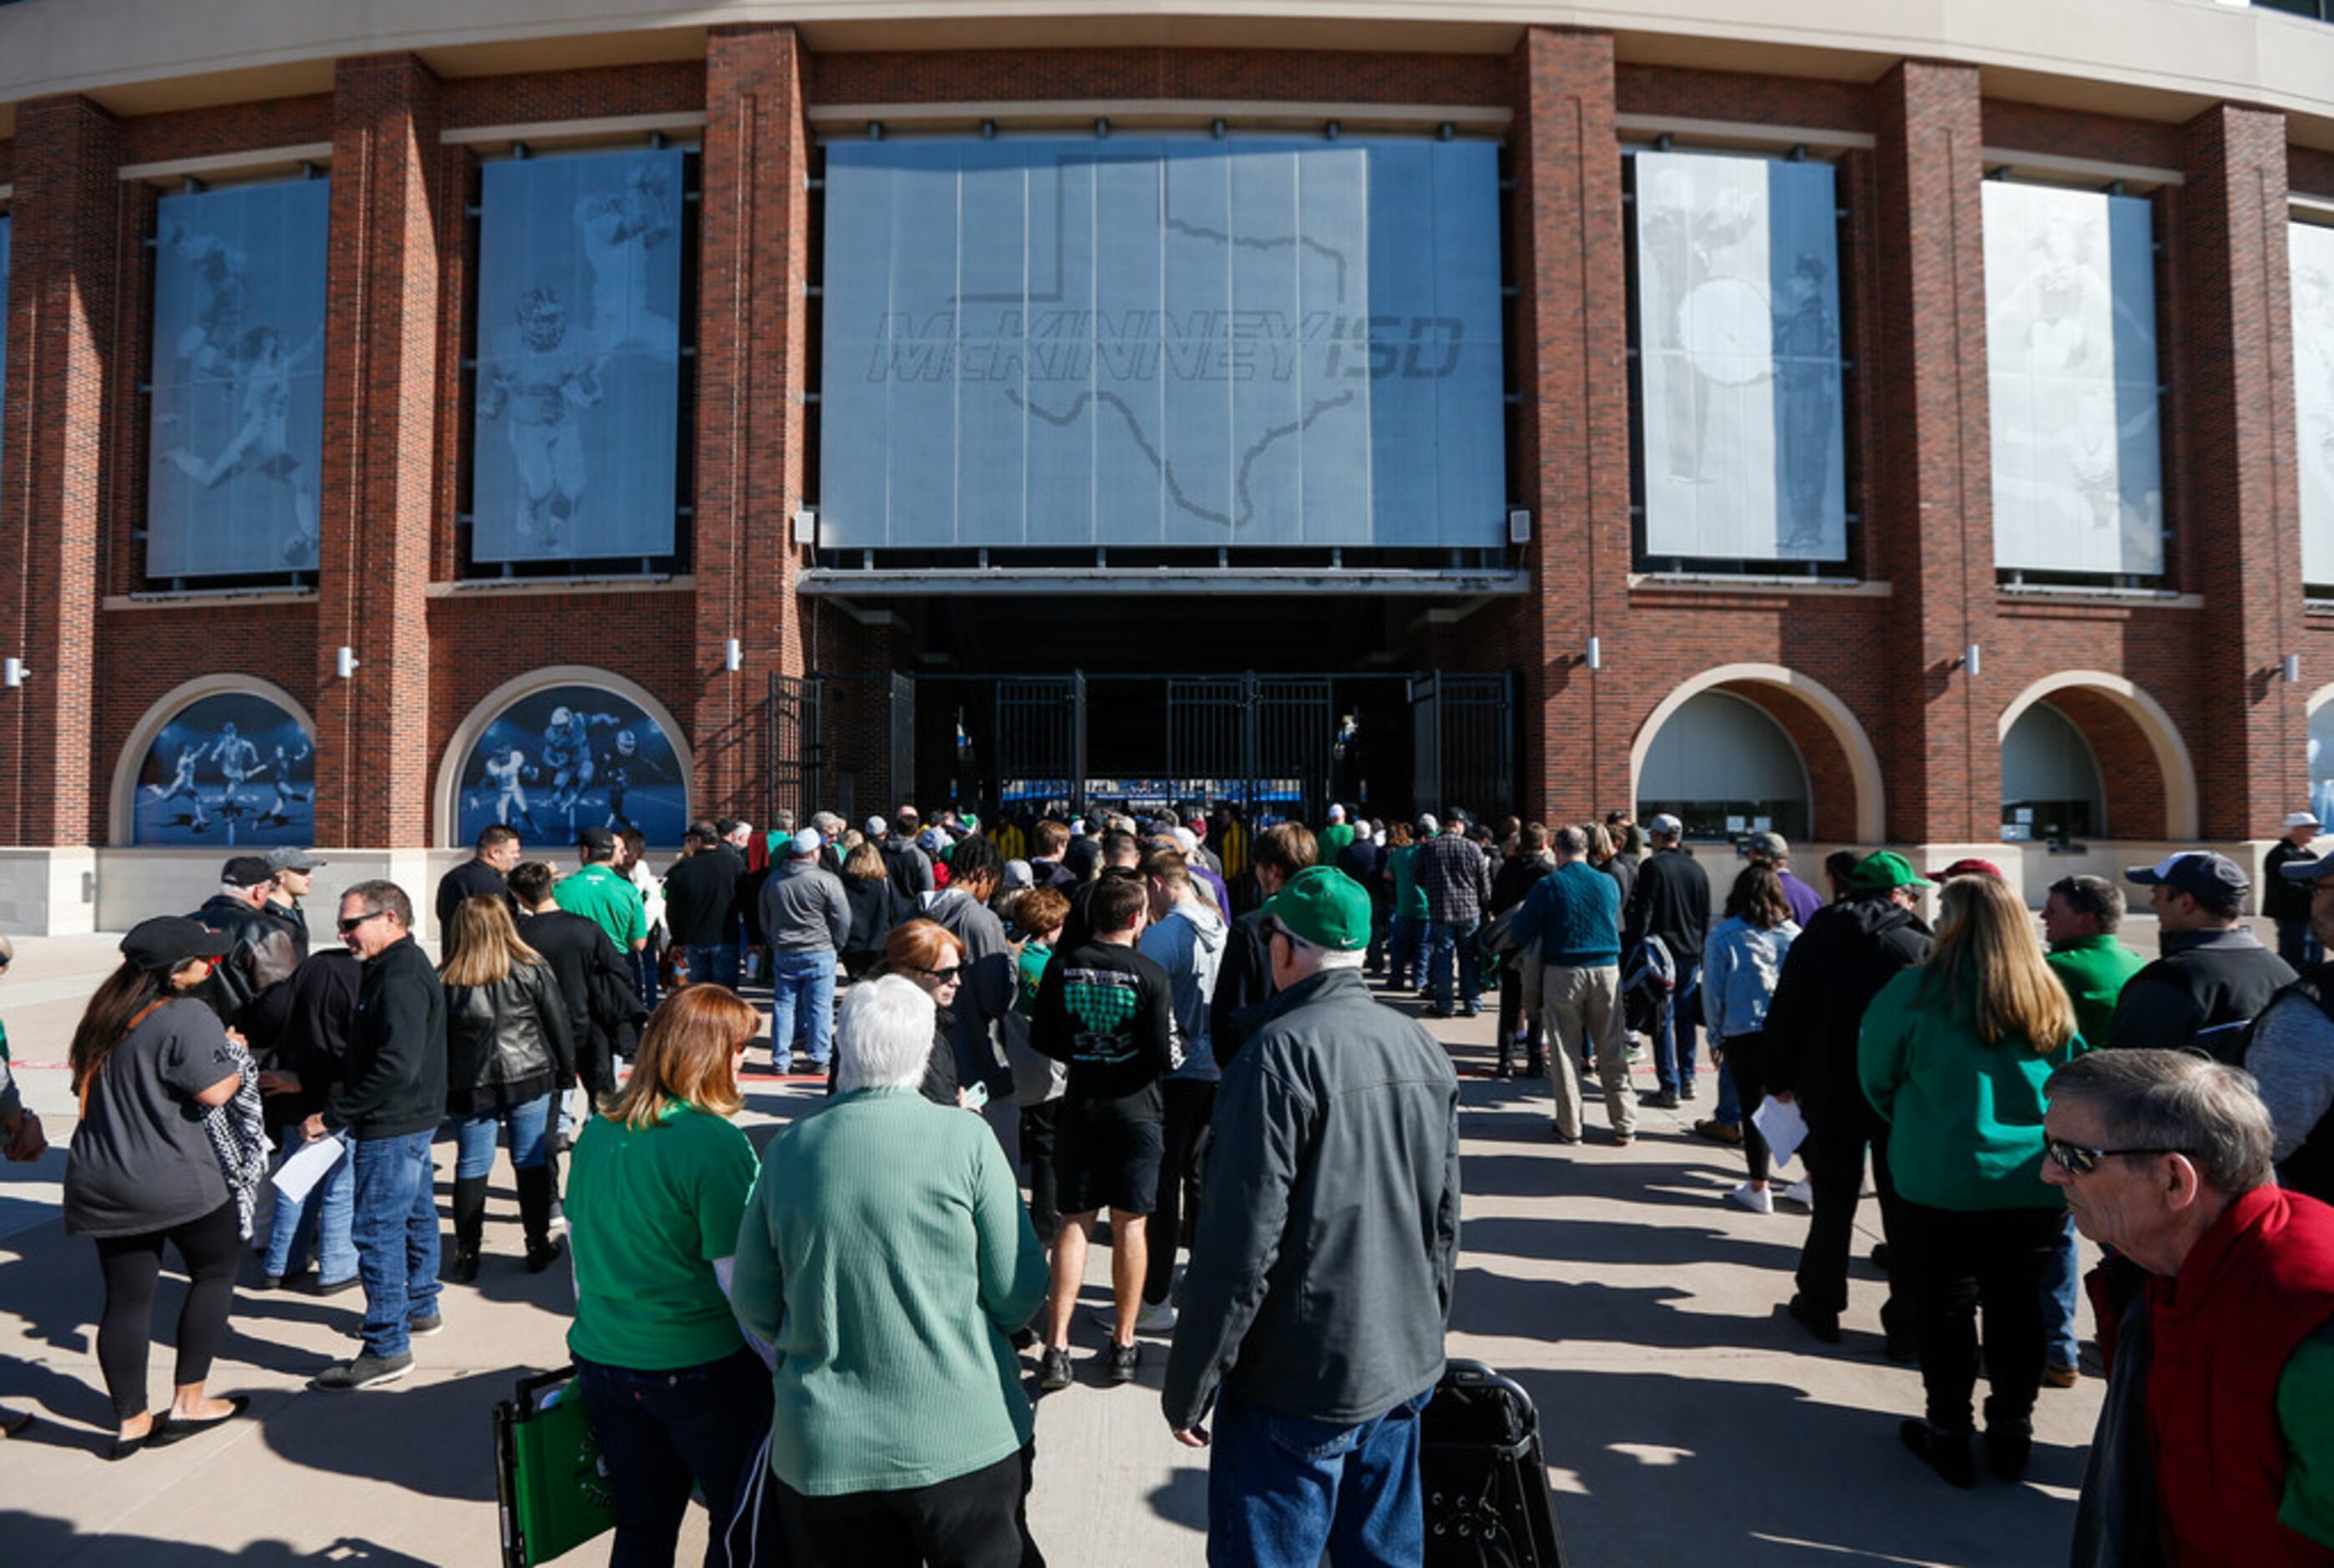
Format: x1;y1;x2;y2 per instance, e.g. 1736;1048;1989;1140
2048;1049;2334;1565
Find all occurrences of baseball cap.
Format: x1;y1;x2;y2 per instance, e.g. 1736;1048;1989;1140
1848;851;1935;893
266;847;325;873
221;855;274;889
1002;859;1035;891
120;916;231;974
866;815;888;838
577;827;618;857
1262;867;1374;953
1417;813;1440;835
1648;812;1684;838
2129;852;2250;903
1170;826;1200;855
1327;803;1347;822
1927;857;2007;882
2287;812;2323;831
1744;832;1789;858
686;820;720;843
791;828;822;857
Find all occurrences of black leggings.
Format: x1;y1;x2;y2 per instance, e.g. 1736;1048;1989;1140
1724;1030;1772;1185
94;1199;241;1421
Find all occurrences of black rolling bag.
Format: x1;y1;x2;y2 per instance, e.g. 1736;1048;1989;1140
1420;1358;1569;1567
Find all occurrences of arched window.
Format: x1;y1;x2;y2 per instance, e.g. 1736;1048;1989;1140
117;682;316;847
442;670;690;848
2002;701;2104;842
1637;690;1810;841
2311;702;2334;827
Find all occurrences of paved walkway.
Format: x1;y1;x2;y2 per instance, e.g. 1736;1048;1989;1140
0;932;2108;1565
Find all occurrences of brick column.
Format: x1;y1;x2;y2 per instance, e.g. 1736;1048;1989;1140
0;97;124;848
1508;28;1630;822
694;23;812;821
313;55;446;847
1868;63;1994;844
2178;104;2303;841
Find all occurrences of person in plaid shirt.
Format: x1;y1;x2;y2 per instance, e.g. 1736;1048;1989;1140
1414;813;1495;1018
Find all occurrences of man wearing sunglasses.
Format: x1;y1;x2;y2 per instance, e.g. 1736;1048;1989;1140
2047;1049;2334;1563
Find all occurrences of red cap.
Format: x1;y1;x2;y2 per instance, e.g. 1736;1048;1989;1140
1927;857;2007;882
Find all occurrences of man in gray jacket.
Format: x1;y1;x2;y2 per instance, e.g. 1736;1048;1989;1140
1163;866;1461;1564
757;829;849;1074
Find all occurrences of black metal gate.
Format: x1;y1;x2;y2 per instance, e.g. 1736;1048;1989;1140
887;673;916;818
995;675;1086;812
1411;672;1515;821
765;674;824;827
1162;674;1333;817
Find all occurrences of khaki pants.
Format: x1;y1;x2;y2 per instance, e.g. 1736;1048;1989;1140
1542;963;1635;1139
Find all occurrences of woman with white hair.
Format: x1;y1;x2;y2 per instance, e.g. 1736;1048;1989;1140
732;975;1049;1564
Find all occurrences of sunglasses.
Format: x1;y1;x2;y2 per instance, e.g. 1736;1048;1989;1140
913;964;963;983
2045;1139;2189;1177
337;910;387;936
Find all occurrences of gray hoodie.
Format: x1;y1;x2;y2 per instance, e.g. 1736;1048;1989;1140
1139;896;1228;1083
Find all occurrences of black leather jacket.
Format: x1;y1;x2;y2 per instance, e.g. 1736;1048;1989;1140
443;960;575;1117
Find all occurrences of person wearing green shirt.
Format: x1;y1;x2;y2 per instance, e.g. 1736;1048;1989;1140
732;975;1048;1562
1858;872;2087;1490
555;828;648;953
1384;820;1432;991
2038;871;2146;1385
1318;804;1357;865
566;984;767;1568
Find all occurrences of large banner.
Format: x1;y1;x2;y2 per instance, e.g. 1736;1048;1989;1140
1633;151;1847;563
2296;221;2334;585
454;682;686;847
818;137;1506;550
149;180;330;577
133;692;313;847
473;149;685;564
1984;182;2164;575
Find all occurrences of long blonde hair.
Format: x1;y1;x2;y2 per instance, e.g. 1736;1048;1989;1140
440;894;543;988
1919;874;2078;1054
602;984;755;1129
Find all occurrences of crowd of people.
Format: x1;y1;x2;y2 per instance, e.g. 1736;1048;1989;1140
18;800;2334;1565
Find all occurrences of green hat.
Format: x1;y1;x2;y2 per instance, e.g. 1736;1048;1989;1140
1263;866;1373;953
1849;851;1934;893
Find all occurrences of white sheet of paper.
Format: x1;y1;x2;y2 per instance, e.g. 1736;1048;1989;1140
271;1133;347;1204
1752;1096;1810;1170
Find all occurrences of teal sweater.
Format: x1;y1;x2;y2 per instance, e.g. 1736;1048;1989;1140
732;1087;1047;1496
1857;965;2084;1212
1507;862;1621;968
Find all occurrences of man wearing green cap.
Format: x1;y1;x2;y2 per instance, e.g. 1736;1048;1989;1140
1762;850;1933;1350
1163;866;1461;1565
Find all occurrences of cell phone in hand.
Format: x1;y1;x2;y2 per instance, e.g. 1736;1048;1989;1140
964;1081;990;1110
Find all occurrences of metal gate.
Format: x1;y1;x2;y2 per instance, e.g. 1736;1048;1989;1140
888;673;917;817
995;675;1086;812
1411;672;1515;821
1164;675;1333;817
765;674;824;827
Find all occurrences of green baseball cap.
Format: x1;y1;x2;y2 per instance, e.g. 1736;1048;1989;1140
1848;851;1934;893
1263;866;1374;953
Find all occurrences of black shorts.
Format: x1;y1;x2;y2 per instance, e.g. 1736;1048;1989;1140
1055;1101;1164;1217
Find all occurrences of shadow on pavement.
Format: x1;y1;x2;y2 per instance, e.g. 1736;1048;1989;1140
4;1512;437;1568
260;1364;544;1502
1147;1465;1209;1531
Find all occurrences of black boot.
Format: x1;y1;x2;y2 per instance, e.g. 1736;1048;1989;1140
445;1176;488;1284
515;1166;565;1273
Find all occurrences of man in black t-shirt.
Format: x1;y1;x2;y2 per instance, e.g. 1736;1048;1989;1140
434;826;520;959
1030;875;1177;1391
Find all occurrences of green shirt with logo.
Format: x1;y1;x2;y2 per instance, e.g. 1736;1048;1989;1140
554;862;647;951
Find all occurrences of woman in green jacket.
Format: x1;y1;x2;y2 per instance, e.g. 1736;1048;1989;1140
1858;872;2084;1490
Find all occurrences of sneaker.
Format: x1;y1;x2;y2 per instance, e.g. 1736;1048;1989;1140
1692;1119;1744;1146
1642;1089;1680;1110
1901;1419;1977;1489
312;1352;414;1391
1134;1300;1177;1334
2042;1363;2080;1389
547;1201;567;1234
526;1237;566;1274
1985;1424;2033;1482
1787;1293;1842;1345
1550;1125;1580;1145
1038;1347;1074;1392
309;1273;362;1297
1679;1083;1698;1101
1780;1179;1815;1209
1724;1182;1775;1214
1107;1343;1141;1385
406;1311;444;1338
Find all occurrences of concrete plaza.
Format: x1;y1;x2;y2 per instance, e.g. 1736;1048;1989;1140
0;930;2111;1566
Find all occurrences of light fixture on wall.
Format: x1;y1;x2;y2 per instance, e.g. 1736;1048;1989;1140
2286;654;2304;684
3;658;26;689
335;646;360;680
1963;643;1982;679
1586;637;1602;672
724;638;744;674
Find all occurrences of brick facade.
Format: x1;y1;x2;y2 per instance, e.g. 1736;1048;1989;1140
0;29;2325;872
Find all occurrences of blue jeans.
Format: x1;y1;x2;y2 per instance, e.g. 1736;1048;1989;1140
768;948;837;1071
1714;1060;1743;1125
683;943;740;989
1426;920;1482;1014
2041;1213;2081;1369
350;1130;443;1358
1654;963;1702;1095
453;1091;554;1179
265;1134;357;1283
1208;1383;1432;1568
1386;916;1425;989
574;1345;774;1568
631;944;661;1014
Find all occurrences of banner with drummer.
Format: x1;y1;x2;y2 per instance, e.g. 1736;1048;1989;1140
1632;149;1846;564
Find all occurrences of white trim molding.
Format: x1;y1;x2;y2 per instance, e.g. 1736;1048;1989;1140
109;673;317;848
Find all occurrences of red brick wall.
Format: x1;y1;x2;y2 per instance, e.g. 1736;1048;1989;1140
1724;680;1861;843
2294;144;2334;201
1614;65;1869;133
119;95;336;164
808;48;1507;107
441;63;705;128
2046;686;2169;839
1980;100;2181;170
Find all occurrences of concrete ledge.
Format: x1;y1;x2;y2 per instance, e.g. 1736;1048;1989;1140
0;849;98;937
